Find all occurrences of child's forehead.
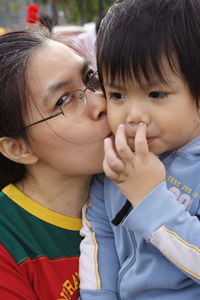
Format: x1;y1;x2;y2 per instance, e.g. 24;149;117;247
103;71;172;90
102;56;180;89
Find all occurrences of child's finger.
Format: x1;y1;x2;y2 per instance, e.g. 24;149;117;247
134;122;149;157
115;124;133;162
104;138;125;173
103;157;121;182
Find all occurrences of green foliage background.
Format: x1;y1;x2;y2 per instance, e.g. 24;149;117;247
0;0;115;29
40;0;114;25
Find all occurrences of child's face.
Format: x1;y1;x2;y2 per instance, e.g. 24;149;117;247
104;62;200;155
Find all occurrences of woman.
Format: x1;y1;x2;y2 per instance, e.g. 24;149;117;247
0;28;110;299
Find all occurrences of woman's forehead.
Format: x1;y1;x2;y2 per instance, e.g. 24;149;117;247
28;40;86;84
26;40;89;104
31;39;84;71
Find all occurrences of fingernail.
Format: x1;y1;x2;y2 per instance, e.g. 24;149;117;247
104;138;110;144
139;122;145;126
118;124;124;129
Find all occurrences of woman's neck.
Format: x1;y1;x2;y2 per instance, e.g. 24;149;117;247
16;174;92;218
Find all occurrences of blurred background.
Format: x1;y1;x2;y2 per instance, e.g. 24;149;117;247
0;0;114;68
0;0;113;30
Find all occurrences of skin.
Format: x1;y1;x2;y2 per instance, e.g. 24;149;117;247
13;39;110;217
103;61;200;206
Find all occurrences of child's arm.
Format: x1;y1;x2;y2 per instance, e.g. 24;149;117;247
122;181;200;284
104;123;200;284
79;174;119;300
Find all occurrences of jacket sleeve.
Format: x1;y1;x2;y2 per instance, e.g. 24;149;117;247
0;243;37;299
79;174;120;300
123;181;200;284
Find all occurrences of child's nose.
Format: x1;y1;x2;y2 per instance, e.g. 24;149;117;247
127;100;149;125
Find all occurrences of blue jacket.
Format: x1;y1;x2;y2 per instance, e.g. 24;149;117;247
79;136;200;300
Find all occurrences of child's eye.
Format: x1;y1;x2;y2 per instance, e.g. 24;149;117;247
148;91;167;99
109;92;125;102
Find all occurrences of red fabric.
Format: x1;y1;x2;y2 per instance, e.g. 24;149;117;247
0;243;80;300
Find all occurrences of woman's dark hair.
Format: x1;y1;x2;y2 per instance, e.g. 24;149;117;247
97;0;200;105
0;28;50;189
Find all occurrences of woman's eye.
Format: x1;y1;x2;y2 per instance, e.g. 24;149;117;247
148;91;167;99
56;95;70;107
109;92;125;101
84;70;102;92
84;70;96;86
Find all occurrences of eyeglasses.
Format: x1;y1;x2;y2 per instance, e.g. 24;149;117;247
25;72;102;129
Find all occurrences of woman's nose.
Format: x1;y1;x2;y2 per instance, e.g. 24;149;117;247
86;91;107;120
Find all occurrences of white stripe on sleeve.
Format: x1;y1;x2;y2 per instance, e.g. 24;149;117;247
151;225;200;279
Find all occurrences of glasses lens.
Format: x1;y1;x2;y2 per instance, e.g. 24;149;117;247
61;90;86;118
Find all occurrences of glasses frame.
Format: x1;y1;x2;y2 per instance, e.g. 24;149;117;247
25;85;93;129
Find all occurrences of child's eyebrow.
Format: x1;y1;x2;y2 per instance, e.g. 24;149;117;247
104;81;125;90
104;79;170;91
142;82;165;89
139;77;173;89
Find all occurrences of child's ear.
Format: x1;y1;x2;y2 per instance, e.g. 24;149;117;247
0;137;38;165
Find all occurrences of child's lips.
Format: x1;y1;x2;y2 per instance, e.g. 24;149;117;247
127;137;156;151
128;136;156;145
146;137;155;143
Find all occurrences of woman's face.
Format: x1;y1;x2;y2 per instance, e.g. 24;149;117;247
26;39;111;177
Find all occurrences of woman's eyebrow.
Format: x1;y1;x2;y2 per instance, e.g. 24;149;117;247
49;80;70;94
81;60;91;77
48;61;91;94
43;60;91;103
43;80;71;103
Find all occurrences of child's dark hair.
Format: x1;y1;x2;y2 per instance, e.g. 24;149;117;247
39;13;56;31
96;0;200;106
0;28;50;190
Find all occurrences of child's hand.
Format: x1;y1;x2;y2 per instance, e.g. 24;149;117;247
103;123;166;207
